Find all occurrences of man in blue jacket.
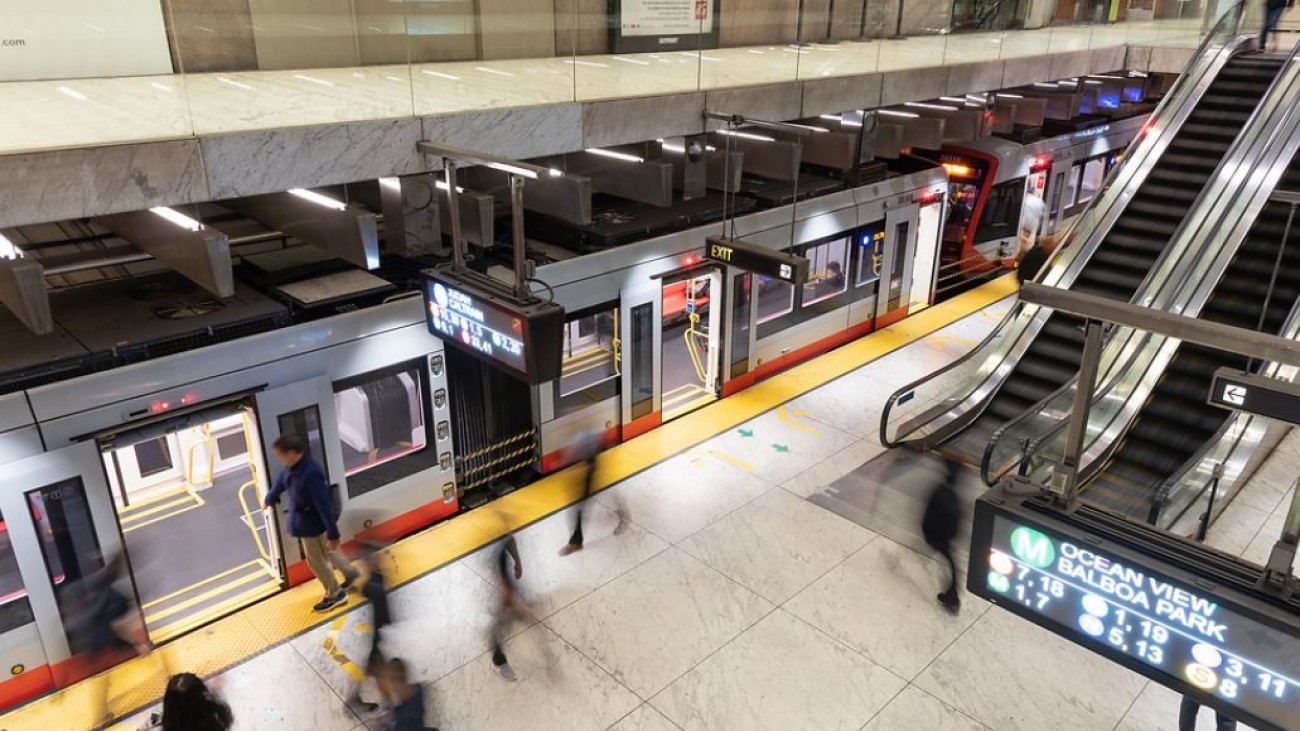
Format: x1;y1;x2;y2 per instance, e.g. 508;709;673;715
264;434;359;612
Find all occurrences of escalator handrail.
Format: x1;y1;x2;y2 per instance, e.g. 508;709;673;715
977;42;1300;481
878;12;1251;450
1015;42;1300;496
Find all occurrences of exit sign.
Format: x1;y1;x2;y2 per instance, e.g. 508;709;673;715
705;235;809;285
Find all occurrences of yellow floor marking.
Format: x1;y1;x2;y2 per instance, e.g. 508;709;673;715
776;405;820;436
148;581;281;645
119;492;201;523
141;561;266;612
322;615;365;683
144;569;276;625
118;483;200;514
700;449;756;473
0;275;1015;731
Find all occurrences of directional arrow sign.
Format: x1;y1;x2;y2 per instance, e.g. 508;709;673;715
737;428;754;438
772;443;790;453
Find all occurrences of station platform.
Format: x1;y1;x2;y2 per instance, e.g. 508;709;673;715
0;274;1271;731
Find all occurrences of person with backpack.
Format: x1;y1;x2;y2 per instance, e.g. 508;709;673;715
264;433;358;612
921;456;964;615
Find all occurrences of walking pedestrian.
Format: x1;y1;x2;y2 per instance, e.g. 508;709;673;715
138;673;234;731
348;543;391;712
1262;0;1293;51
264;433;359;613
377;658;436;731
489;534;528;681
559;429;625;556
1179;695;1236;731
920;456;963;615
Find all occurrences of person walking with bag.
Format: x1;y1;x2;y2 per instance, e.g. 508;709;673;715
264;434;359;612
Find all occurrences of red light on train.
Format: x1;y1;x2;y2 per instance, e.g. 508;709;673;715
180;393;197;405
1031;155;1051;171
149;401;170;414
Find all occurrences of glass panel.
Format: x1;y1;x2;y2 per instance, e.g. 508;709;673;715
133;439;173;478
0;508;35;635
26;479;102;642
276;406;328;481
1078;158;1106;205
756;275;794;325
333;360;436;497
556;307;621;418
854;222;884;295
729;273;751;379
629;303;654;420
887;221;909;310
974;178;1025;244
802;237;850;306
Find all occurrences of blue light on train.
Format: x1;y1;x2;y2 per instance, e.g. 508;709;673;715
1098;93;1121;109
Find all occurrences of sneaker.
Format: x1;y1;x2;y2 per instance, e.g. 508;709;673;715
341;570;360;591
348;698;380;713
493;662;518;682
937;593;961;616
313;591;348;613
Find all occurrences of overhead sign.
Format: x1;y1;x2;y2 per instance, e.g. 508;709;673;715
705;236;809;286
611;0;720;54
422;269;564;384
1207;368;1300;425
0;0;173;81
970;491;1300;731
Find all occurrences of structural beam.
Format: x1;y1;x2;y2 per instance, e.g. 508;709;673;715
1020;282;1300;367
225;192;379;270
0;258;52;335
95;211;234;297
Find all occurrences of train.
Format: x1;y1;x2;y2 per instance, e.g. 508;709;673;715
0;69;1165;710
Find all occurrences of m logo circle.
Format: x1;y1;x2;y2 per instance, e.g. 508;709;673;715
1009;526;1056;569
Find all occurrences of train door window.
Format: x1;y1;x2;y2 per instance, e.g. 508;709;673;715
556;305;621;419
629;302;655;420
887;221;910;310
973;178;1025;244
0;508;34;635
802;237;850;306
103;404;281;643
755;272;794;325
333;360;438;497
1078;158;1106;205
661;270;722;421
25;479;102;643
853;222;884;302
276;406;327;480
729;273;751;379
910;202;943;311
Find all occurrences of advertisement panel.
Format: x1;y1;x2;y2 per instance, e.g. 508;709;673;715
610;0;720;53
0;0;173;81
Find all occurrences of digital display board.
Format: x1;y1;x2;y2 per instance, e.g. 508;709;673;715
422;269;564;384
971;494;1300;731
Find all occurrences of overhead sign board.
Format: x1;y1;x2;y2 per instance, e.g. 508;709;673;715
1207;368;1300;425
705;235;809;286
970;490;1300;731
422;269;564;384
0;0;173;81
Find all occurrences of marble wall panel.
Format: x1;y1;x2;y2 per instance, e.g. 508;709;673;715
1090;44;1127;73
879;66;949;106
583;94;708;148
705;84;804;127
423;104;586;160
201;119;424;200
1125;45;1154;71
1049;49;1093;80
1149;45;1195;73
1002;54;1050;87
0;141;208;229
801;74;883;117
946;61;1005;96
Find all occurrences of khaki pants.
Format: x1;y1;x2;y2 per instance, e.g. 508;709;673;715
300;534;355;596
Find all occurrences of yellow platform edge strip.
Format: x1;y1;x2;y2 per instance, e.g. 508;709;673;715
2;275;1016;731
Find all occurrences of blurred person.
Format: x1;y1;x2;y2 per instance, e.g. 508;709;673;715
1179;696;1236;731
559;429;625;556
1262;0;1294;51
489;533;529;681
348;542;392;712
1017;242;1049;284
920;456;963;615
376;658;436;731
264;433;359;612
139;672;234;731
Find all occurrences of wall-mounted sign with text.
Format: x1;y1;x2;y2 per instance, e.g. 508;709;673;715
609;0;721;54
0;0;173;82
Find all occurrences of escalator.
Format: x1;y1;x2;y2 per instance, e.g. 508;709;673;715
1081;165;1300;517
939;53;1287;461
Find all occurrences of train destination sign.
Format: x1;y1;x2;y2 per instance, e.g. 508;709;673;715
1207;367;1300;425
970;492;1300;731
421;269;565;384
705;235;809;285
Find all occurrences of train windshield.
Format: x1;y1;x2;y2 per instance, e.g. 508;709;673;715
938;156;990;251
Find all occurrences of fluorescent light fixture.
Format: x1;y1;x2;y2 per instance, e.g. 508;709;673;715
877;109;919;119
905;102;959;111
422;70;461;81
716;129;776;142
658;140;716;154
476;67;515;77
613;56;651;65
217;76;254;91
56;86;88;101
1088;74;1124;79
996;93;1023;99
288;188;347;211
548;168;563;178
586;148;644;163
819;114;842;122
1129;71;1149;78
940;96;967;103
1033;82;1058;88
786;123;829;133
0;231;21;260
294;74;334;87
1084;79;1103;85
487;161;539;179
566;60;610;68
379;176;401;192
150;206;203;231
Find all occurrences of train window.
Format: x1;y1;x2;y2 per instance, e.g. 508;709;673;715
887;221;910;310
729;273;752;379
755;274;794;325
26;478;102;645
0;509;34;635
333;360;437;498
802;237;850;306
853;222;884;304
133;438;173;478
276;406;329;482
556;307;621;418
973;179;1025;243
629;303;654;420
1078;158;1106;205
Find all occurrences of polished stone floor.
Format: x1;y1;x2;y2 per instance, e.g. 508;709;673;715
111;294;1277;730
0;19;1207;155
